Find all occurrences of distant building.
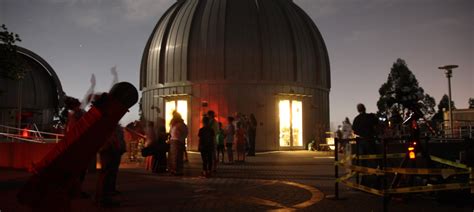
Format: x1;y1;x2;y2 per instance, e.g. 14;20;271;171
0;47;64;130
140;0;331;151
443;108;474;138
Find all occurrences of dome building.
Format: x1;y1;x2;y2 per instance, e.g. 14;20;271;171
140;0;330;151
0;47;64;130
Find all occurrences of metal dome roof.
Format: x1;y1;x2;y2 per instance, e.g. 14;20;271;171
0;46;65;110
140;0;330;90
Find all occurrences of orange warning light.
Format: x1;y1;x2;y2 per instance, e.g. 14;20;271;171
408;146;416;159
21;128;29;138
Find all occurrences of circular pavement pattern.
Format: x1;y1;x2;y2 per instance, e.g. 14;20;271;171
139;176;325;211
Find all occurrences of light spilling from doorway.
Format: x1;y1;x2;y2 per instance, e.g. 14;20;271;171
279;100;303;148
292;100;303;147
165;100;188;132
279;100;291;147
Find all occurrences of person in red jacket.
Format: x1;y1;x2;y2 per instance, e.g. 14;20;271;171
17;82;138;211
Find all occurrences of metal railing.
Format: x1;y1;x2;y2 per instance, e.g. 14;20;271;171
438;120;474;139
330;137;473;212
0;124;64;143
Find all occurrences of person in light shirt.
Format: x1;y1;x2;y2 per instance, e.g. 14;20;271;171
168;111;188;176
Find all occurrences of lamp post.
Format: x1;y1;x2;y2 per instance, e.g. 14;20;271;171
438;65;458;137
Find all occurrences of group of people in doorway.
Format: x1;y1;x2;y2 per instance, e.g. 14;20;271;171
142;110;257;178
198;111;257;177
142;110;188;176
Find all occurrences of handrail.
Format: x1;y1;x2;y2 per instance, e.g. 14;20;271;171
0;124;64;137
331;137;473;212
0;132;46;143
0;124;64;143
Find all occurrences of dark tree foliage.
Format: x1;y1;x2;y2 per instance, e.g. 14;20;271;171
469;98;474;109
431;94;456;125
0;24;25;80
437;94;456;111
432;94;456;124
377;59;436;119
422;93;436;115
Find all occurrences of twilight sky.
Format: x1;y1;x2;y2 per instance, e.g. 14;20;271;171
1;0;473;128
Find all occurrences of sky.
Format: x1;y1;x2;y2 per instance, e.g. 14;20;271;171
1;0;473;129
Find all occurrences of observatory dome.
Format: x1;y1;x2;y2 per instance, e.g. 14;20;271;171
140;0;330;88
0;47;64;130
140;0;330;151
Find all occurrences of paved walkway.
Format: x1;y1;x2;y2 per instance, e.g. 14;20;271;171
0;151;471;211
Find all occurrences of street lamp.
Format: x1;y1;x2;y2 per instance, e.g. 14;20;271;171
438;65;458;137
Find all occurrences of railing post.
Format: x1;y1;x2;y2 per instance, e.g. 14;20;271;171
335;137;339;199
6;127;10;142
468;123;471;138
382;138;389;212
356;137;360;184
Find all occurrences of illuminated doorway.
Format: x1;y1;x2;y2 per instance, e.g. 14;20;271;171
279;100;303;148
165;100;188;132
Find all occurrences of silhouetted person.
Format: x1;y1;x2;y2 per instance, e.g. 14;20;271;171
216;122;225;163
247;113;257;156
207;110;219;171
64;96;90;199
96;125;123;207
153;126;168;173
225;116;235;163
110;125;126;193
235;121;246;162
352;103;379;186
353;104;378;139
342;117;353;161
16;82;138;211
336;125;343;152
198;116;215;177
144;121;156;171
342;117;352;139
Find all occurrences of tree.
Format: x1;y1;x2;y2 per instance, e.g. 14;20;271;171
377;59;436;120
0;24;25;80
469;98;474;109
437;94;455;111
431;94;456;125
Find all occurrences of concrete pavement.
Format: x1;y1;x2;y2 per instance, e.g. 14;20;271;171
0;151;471;211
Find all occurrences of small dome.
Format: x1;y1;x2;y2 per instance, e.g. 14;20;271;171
140;0;330;89
0;47;64;128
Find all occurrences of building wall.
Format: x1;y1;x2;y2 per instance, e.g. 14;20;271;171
443;109;474;123
442;109;474;138
0;142;56;169
453;109;474;121
141;81;329;151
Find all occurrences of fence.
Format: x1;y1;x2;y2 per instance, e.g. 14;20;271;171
331;137;473;212
438;120;474;139
0;124;64;143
